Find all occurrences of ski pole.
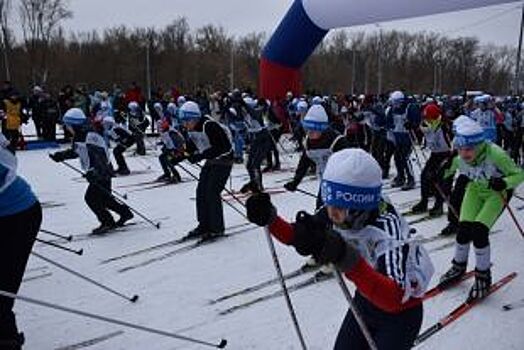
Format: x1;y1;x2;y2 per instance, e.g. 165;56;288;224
40;229;73;242
433;182;460;221
264;227;307;350
177;162;248;220
61;161;161;229
513;193;524;202
334;270;378;350
0;290;227;349
295;187;317;199
35;238;83;256
407;130;424;172
32;252;139;303
499;194;524;238
61;161;128;200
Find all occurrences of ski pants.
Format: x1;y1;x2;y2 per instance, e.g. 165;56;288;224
0;202;41;347
393;142;414;181
134;133;146;155
334;293;423;350
460;182;506;230
420;152;452;201
159;151;181;178
246;131;273;189
266;129;281;169
196;161;233;233
370;129;387;171
85;179;130;225
383;139;395;177
113;144;130;172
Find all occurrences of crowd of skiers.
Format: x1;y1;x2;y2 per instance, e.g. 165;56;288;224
2;81;524;349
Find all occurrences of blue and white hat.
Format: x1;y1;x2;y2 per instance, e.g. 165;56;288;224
302;105;329;132
179;101;202;121
63;108;87;127
321;149;382;210
453;117;485;148
296;100;308;113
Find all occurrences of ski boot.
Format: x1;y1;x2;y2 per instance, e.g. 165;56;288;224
391;176;405;188
440;223;458;236
429;200;444;217
198;230;225;244
171;171;182;183
411;199;428;214
468;268;492;302
156;174;172;182
300;256;320;272
182;226;206;241
116;167;131;176
402;177;416;191
116;209;134;227
438;260;467;289
314;264;335;281
91;221;117;235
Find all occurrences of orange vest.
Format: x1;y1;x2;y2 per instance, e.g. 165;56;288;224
4;99;22;130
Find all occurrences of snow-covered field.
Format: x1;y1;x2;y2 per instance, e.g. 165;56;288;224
14;140;524;350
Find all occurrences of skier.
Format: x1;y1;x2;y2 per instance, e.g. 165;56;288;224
438;118;524;300
127;101;149;155
180;101;234;241
246;148;434;349
386;91;419;190
411;104;453;216
470;95;497;143
103;116;135;176
0;133;41;350
50;109;133;234
239;96;274;193
284;104;350;208
156;119;185;183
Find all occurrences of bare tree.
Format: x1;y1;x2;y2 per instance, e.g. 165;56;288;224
0;0;12;80
19;0;72;84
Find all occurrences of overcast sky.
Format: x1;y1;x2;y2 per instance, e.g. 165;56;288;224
55;1;523;47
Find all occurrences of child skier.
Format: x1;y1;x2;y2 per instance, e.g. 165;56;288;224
179;101;234;241
247;149;434;349
411;104;453;216
156;119;185;183
439;117;524;300
102;116;136;176
50;108;133;234
284;104;350;209
0;133;41;349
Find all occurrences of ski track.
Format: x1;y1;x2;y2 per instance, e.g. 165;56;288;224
15;148;524;350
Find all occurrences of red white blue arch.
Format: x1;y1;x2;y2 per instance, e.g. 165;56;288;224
259;0;516;100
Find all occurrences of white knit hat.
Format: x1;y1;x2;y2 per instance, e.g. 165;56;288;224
179;101;201;121
302;105;329;132
63;108;87;127
454;117;485;148
321;149;382;210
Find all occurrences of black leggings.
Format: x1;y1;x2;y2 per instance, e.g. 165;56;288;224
0;202;42;343
334;293;423;350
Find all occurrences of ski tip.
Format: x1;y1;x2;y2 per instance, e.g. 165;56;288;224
66;236;73;242
502;305;511;311
155;222;161;229
130;295;139;303
77;249;84;256
217;339;227;348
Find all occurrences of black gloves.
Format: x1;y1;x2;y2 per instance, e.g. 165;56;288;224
49;152;64;163
489;177;507;192
187;153;204;164
284;180;299;192
84;170;99;184
292;211;361;271
246;192;277;227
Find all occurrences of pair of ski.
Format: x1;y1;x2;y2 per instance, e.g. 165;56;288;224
117;223;258;274
101;222;254;265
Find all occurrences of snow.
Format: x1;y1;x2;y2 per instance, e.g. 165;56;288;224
13;140;524;350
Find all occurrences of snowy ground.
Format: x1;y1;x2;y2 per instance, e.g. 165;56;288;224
13;138;524;350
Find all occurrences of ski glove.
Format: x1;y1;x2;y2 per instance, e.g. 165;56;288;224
49;152;64;163
284;180;298;192
293;211;360;271
246;192;277;227
489;177;507;192
187;153;204;164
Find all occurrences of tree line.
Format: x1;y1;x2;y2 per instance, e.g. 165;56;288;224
0;0;519;96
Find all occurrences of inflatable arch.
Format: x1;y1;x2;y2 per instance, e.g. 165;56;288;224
259;0;515;100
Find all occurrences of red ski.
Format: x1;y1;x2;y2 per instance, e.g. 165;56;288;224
422;270;476;301
414;272;517;346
